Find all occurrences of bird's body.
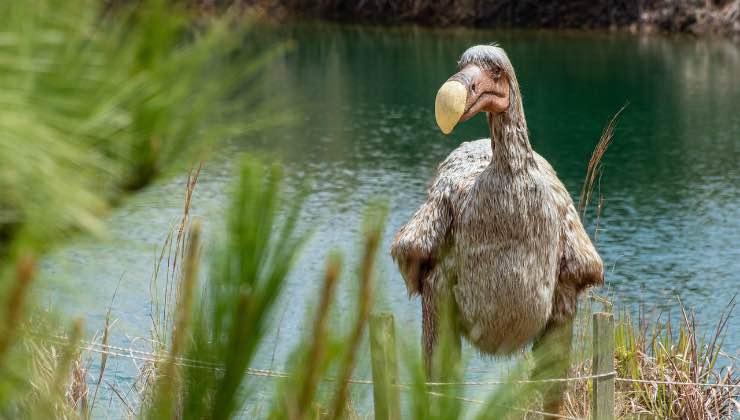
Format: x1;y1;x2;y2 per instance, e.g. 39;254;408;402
393;136;600;356
390;48;603;412
450;139;560;355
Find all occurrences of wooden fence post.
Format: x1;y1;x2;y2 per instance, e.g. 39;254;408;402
369;313;400;420
591;312;615;420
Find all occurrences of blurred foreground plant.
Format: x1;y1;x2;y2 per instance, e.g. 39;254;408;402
140;156;390;419
140;158;306;419
0;0;286;416
0;0;285;252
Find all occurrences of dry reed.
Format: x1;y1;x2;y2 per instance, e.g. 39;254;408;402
43;319;85;419
578;104;627;222
294;255;342;419
328;223;381;420
0;254;36;359
149;220;202;419
88;292;115;417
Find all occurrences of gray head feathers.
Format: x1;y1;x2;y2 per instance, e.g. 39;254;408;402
457;44;508;72
459;44;527;138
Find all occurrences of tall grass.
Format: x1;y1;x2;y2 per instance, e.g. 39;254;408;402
567;104;739;418
562;296;739;419
135;158;387;419
613;298;738;418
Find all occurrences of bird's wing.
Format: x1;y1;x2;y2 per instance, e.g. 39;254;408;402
391;139;491;296
558;197;604;288
537;153;604;289
535;153;604;324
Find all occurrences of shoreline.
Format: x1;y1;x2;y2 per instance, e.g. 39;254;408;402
242;0;740;37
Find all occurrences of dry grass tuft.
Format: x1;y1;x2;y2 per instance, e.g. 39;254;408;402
133;167;203;415
613;297;738;419
23;318;88;419
578;104;627;222
68;356;88;416
564;296;739;419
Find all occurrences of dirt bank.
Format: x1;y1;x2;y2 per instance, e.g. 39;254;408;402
236;0;739;35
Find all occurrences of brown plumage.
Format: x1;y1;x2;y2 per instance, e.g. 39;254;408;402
390;45;604;414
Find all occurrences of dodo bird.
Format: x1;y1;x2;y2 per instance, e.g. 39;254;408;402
390;45;604;414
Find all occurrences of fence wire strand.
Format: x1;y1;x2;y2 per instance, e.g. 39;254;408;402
26;331;739;420
422;371;616;386
68;339;589;419
615;377;740;389
30;332;740;390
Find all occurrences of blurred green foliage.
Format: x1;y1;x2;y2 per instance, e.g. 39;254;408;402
0;0;288;416
149;159;307;419
0;0;283;253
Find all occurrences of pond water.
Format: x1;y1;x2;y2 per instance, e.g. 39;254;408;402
42;23;739;414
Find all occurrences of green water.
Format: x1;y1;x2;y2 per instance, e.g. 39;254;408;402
43;23;739;410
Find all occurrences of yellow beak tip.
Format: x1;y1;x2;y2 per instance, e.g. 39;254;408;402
435;80;467;135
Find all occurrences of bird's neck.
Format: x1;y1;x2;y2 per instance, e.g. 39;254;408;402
487;112;534;173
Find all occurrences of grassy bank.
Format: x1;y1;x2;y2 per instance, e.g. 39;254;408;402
565;295;738;418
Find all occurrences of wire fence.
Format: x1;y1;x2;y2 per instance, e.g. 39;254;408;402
71;336;587;419
45;334;614;385
61;336;740;390
26;329;740;420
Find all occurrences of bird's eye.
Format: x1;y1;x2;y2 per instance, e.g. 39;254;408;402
471;83;476;93
493;68;502;80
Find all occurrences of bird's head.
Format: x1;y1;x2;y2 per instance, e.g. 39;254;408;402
435;45;522;135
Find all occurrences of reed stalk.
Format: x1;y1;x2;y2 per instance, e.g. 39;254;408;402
294;255;342;419
578;104;627;221
148;221;201;420
0;255;36;361
328;212;382;420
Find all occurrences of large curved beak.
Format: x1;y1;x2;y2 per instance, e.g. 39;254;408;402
434;64;510;135
435;80;467;135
